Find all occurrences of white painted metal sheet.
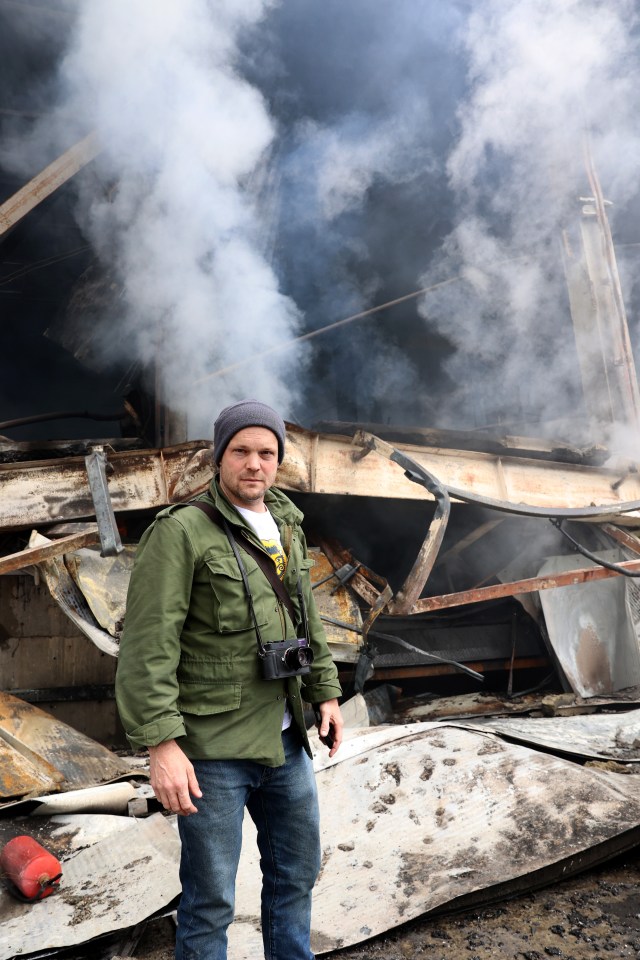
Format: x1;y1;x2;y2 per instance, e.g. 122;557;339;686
455;707;640;761
5;724;640;958
280;425;640;514
0;813;180;959
538;552;640;696
228;723;640;955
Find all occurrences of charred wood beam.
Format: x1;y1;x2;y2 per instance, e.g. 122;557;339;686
8;685;115;703
0;530;99;575
0;132;100;239
438;519;506;566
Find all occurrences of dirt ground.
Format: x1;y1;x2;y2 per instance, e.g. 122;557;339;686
133;846;640;960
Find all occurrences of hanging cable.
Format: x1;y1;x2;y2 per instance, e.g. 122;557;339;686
549;518;640;577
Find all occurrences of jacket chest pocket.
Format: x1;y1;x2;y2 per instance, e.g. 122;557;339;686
205;554;270;634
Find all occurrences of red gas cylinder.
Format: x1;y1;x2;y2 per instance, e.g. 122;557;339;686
0;836;62;901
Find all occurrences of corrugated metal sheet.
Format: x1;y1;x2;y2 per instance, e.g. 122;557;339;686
456;707;640;761
0;813;180;959
228;722;640;955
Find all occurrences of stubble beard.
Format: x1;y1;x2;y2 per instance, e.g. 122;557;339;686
219;472;268;508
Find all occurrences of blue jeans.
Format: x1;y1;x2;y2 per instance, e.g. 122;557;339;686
175;726;320;960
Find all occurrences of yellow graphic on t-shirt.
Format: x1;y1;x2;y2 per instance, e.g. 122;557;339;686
261;539;287;580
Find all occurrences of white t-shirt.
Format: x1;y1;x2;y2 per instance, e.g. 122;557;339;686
235;504;292;730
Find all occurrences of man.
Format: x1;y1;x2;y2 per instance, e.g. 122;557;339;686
116;399;343;960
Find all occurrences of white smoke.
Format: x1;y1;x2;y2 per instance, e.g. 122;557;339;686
419;0;640;438
4;0;640;440
54;0;300;433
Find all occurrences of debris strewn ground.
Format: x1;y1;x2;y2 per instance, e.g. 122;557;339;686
133;848;640;959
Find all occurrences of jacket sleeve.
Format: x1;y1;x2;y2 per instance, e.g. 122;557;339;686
297;533;343;705
115;515;195;748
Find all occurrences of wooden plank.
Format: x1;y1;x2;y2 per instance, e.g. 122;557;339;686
0;531;99;574
0;132;100;237
439;519;505;565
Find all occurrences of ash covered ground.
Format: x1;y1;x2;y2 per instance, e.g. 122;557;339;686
134;847;640;960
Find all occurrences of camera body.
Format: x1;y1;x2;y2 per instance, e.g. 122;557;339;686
261;638;314;679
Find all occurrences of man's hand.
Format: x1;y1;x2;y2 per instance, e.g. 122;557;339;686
148;739;202;815
315;698;343;757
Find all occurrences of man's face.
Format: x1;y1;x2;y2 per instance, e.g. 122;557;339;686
218;426;280;510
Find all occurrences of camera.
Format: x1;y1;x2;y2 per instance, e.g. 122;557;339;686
261;638;315;679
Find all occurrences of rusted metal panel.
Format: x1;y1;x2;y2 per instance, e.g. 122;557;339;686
66;544;136;637
0;692;132;805
537;553;640;697
0;733;64;801
1;431;639;532
30;532;119;656
308;548;362;660
33;540;362;663
601;522;640;555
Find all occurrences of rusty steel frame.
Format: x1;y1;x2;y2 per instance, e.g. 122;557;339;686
411;558;640;613
349;431;640;618
350;431;452;616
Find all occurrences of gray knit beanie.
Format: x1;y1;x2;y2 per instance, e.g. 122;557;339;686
213;399;286;465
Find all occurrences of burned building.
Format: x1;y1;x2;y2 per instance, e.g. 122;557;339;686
2;4;640;956
1;0;640;737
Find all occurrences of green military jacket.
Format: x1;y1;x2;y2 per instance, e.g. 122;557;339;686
115;478;342;766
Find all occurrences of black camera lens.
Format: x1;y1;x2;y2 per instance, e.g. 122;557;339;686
283;644;315;670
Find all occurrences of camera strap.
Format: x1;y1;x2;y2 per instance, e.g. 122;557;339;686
189;500;306;644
